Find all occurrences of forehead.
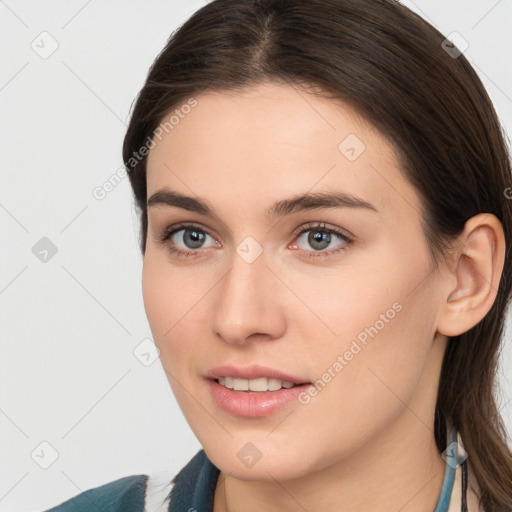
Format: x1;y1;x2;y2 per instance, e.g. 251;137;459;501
145;82;422;222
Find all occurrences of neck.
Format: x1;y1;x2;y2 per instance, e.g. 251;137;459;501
213;416;447;512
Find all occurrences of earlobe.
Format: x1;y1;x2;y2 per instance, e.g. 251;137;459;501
437;213;505;338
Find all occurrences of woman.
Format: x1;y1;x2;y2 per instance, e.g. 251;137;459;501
45;0;512;510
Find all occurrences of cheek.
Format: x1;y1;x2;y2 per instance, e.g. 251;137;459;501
277;254;400;345
142;252;196;336
142;256;185;365
292;286;438;455
142;257;171;340
141;253;213;372
318;236;434;345
288;244;437;402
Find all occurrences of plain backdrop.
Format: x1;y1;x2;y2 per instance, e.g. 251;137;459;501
1;1;511;510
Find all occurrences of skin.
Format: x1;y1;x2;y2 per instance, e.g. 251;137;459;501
143;82;505;512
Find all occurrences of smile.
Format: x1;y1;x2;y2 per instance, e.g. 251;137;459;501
216;376;299;392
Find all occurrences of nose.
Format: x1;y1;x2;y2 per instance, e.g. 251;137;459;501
211;247;286;345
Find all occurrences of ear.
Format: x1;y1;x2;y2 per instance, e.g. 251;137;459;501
436;213;506;337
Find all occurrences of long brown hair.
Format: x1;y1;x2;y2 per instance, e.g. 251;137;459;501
122;0;512;509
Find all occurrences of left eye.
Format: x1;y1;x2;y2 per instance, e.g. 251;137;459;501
292;225;352;254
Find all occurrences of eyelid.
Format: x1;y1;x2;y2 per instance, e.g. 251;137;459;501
290;221;355;243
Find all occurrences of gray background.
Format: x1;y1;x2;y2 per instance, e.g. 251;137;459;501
1;1;511;510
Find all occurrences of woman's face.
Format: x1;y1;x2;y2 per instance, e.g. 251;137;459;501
143;82;448;480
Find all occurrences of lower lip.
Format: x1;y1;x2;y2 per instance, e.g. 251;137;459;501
207;379;312;418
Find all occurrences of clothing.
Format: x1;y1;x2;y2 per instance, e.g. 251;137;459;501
44;426;483;512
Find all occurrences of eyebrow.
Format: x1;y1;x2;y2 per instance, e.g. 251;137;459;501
147;188;378;218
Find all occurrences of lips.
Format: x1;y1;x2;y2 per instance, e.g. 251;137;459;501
205;364;310;385
208;379;313;417
205;364;314;417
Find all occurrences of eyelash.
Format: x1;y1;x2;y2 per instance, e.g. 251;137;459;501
157;222;354;259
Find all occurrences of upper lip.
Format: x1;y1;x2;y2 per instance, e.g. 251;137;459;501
206;365;310;384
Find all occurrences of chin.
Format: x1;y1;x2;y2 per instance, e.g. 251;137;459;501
203;438;314;482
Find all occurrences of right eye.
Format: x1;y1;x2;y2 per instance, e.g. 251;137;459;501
158;223;220;257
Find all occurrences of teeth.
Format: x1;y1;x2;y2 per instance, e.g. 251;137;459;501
217;377;297;392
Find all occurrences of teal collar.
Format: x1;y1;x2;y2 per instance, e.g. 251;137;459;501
434;421;460;512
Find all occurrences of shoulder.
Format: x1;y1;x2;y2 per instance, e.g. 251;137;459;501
42;450;211;512
44;472;175;512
